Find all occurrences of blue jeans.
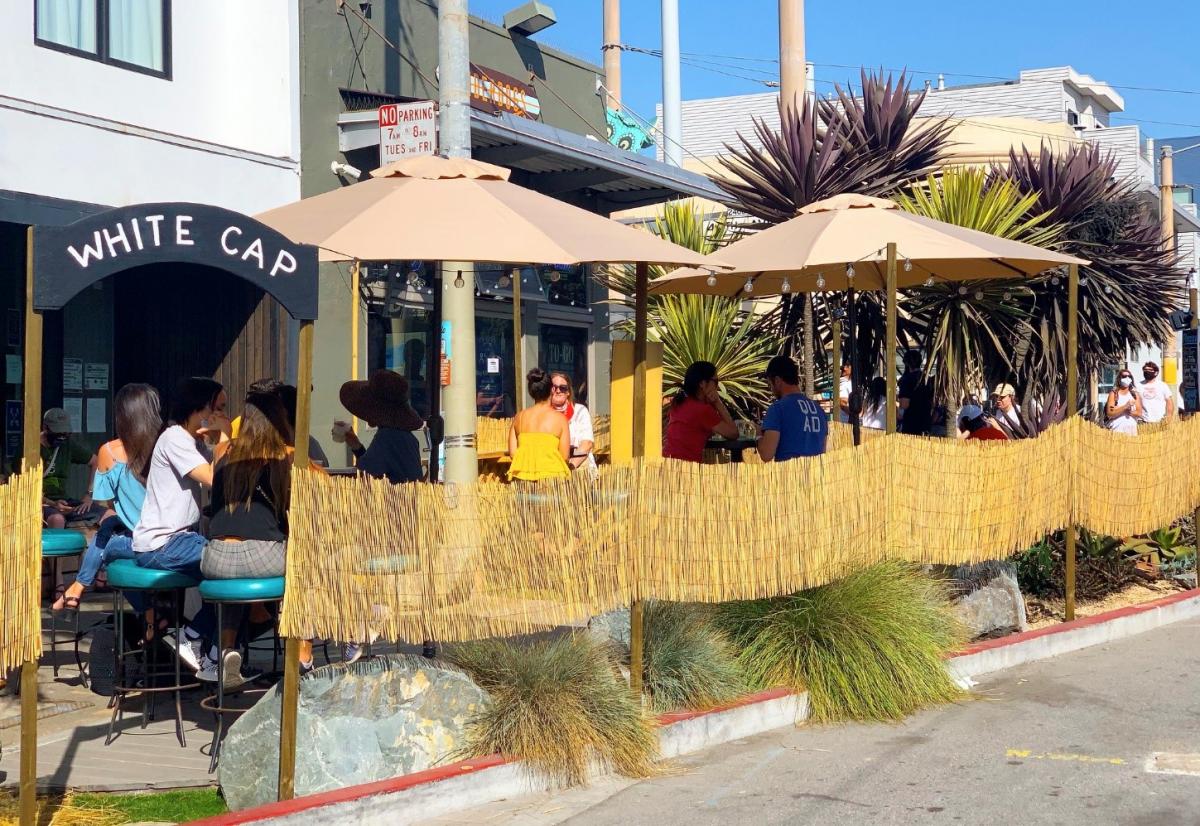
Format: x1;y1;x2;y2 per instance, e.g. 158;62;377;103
136;531;216;644
77;533;135;588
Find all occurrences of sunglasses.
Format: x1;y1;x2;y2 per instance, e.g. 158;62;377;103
551;384;570;392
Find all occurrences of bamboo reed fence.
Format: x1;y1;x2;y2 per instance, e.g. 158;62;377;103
476;415;611;456
280;416;1199;643
0;466;43;671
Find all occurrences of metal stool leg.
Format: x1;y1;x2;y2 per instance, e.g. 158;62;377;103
143;599;156;728
105;589;124;744
208;601;224;774
50;557;60;677
173;588;187;748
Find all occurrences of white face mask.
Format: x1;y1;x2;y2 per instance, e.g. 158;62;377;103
1119;377;1133;388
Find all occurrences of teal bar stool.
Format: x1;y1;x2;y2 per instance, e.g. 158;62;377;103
104;559;199;747
42;528;87;681
199;575;285;772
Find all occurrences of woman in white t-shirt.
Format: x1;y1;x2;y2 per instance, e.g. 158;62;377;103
1105;369;1142;436
549;372;597;475
860;377;888;430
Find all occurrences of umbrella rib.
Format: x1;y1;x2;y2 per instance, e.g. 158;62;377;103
991;258;1035;279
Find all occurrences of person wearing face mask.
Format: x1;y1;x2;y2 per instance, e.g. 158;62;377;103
40;407;99;529
1105;369;1142;436
1137;361;1174;425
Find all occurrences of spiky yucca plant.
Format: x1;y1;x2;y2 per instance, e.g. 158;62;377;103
446;634;657;787
893;167;1065;405
598;201;781;414
642;601;747;713
717;562;967;723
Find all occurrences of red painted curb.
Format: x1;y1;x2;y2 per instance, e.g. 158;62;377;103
954;586;1200;657
187;755;512;826
191;585;1200;824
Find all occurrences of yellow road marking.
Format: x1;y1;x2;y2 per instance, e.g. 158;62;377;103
1006;748;1125;765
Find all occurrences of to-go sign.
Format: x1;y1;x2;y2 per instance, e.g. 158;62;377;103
379;101;437;164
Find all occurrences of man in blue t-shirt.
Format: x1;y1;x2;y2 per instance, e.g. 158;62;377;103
757;355;828;462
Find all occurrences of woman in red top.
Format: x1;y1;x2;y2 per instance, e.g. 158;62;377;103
662;361;739;462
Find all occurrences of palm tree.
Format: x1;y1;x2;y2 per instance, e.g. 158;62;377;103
893;168;1065;405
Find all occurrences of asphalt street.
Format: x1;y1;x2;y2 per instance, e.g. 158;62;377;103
430;617;1200;826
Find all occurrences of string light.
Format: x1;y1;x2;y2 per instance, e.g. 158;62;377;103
780;277;792;294
1104;284;1113;294
846;263;856;280
454;270;465;288
903;257;913;272
957;285;968;295
974;289;984;300
816;273;826;289
923;276;934;287
744;278;754;294
1079;276;1088;286
1050;275;1060;286
706;273;718;287
1003;290;1012;301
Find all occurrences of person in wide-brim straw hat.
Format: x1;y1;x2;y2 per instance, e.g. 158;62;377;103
334;369;425;485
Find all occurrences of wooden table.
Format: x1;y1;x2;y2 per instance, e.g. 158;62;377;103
705;437;759;463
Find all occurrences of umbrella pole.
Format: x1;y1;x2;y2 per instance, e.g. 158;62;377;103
629;261;648;698
513;268;523;410
278;319;313;801
848;288;860;447
1065;263;1079;622
350;261;360;439
20;227;42;826
830;311;841;425
885;243;898;434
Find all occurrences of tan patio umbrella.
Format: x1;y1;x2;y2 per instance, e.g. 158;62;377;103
258;155;721;267
651;192;1087;433
257;154;724;761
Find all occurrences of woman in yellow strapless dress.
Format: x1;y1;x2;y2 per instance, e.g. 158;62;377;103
507;368;571;483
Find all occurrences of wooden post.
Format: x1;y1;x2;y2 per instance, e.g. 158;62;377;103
1065;264;1078;622
885;243;898;434
19;227;42;826
830;315;841;423
629;261;648;697
513;268;523;408
278;320;313;800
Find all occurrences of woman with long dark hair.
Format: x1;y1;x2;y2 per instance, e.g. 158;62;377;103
201;392;294;681
861;377;888;430
507;368;571;482
1105;367;1142;436
53;383;163;617
662;361;738;462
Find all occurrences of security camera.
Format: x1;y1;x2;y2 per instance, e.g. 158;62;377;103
331;161;362;180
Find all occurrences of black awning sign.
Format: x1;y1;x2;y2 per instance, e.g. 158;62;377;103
34;202;319;320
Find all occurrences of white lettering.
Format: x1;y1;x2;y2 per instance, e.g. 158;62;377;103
130;217;144;250
175;215;194;246
67;231;105;268
144;215;164;246
269;249;296;277
241;237;264;268
220;226;243;256
101;223;131;257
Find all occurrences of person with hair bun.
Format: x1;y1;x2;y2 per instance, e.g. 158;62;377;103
663;361;738;463
507;368;571;483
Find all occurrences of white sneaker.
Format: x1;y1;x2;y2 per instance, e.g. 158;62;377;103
162;631;204;672
196;651;248;690
342;643;365;665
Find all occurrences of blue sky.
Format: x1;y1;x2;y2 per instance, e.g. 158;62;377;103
471;0;1200;139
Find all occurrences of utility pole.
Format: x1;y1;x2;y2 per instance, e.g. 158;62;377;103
779;0;813;390
660;0;682;166
603;0;621;105
438;0;478;483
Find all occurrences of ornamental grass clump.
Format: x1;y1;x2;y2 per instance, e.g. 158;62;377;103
446;634;658;787
642;601;747;713
717;562;967;723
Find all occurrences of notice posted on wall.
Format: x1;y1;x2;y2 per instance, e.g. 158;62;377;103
86;397;106;433
85;362;109;391
63;397;83;433
487;357;500;374
63;358;83;392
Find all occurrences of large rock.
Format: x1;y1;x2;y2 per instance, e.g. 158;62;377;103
951;561;1028;639
587;608;631;654
218;654;488;811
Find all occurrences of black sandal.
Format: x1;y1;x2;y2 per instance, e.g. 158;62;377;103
55;594;81;622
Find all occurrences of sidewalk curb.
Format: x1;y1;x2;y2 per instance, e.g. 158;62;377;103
189;587;1200;826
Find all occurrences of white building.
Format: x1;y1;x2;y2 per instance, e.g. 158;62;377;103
1;1;302;473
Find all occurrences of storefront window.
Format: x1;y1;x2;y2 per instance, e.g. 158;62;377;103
476;316;515;417
543;264;589;308
540;324;588;404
